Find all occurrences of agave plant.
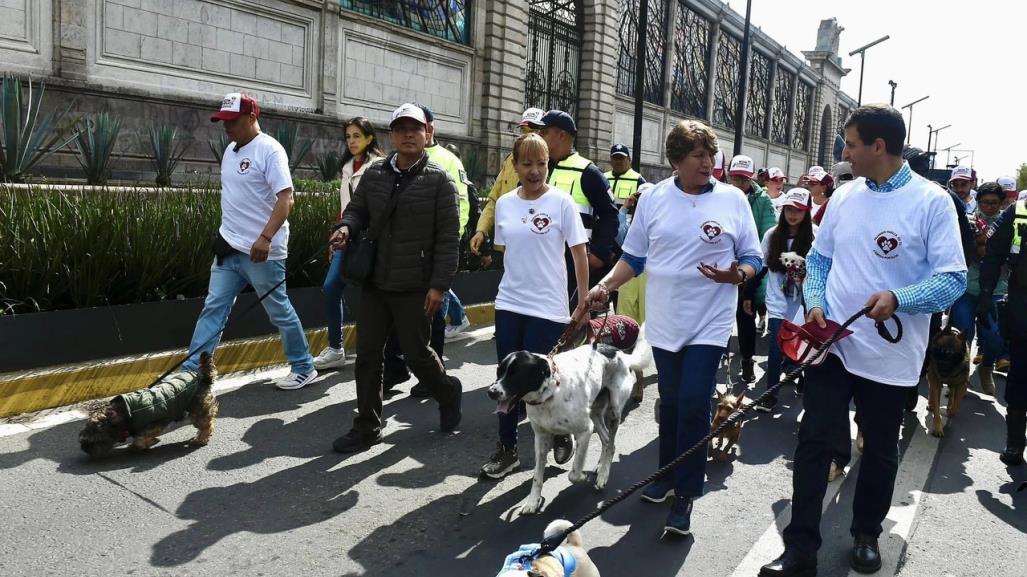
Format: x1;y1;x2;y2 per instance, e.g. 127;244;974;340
208;132;231;165
70;112;123;186
314;149;342;182
146;125;190;187
274;122;312;173
0;75;78;182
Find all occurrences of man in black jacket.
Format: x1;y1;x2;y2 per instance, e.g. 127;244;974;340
330;103;462;453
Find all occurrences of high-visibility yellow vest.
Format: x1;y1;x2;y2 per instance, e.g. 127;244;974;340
426;144;470;233
1012;200;1027;255
548;152;596;236
604;168;643;204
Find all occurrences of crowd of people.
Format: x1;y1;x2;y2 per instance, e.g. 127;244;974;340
183;92;1025;576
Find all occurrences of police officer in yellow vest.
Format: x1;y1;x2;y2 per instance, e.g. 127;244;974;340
539;110;619;301
978;197;1027;466
605;143;647;208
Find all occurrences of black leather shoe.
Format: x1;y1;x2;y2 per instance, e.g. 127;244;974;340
409;381;432;397
999;447;1025;466
758;550;817;577
553;434;574;464
439;376;462;432
850;534;882;574
333;430;382;454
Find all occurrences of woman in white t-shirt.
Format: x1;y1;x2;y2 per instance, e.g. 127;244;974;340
480;133;590;479
313;117;384;370
584;120;764;536
744;188;815;413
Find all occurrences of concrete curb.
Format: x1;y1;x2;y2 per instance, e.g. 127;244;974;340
0;303;495;418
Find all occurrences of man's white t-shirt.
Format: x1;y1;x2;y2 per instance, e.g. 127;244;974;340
219;132;293;260
494;186;588;324
813;174;966;386
622;178;763;351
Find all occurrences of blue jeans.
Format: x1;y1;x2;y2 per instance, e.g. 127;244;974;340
766;318;798;397
442;290;465;326
652;344;725;498
949;292;1006;365
182;253;314;374
495;310;565;450
322;250;346;349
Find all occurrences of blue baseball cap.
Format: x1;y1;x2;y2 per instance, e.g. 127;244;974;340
610;143;630;157
541;110;577;135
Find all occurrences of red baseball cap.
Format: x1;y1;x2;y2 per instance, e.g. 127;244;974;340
210;93;260;122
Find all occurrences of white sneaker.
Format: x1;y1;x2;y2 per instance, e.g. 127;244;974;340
313;346;347;370
444;317;472;340
274;370;318;390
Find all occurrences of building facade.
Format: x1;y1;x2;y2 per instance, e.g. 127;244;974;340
1;0;856;183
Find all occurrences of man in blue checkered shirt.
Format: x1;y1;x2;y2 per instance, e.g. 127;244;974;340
761;105;967;577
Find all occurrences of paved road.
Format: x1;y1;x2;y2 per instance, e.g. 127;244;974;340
1;327;1023;577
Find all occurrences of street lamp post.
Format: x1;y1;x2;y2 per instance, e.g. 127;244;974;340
849;35;890;106
732;0;753;156
888;80;897;106
901;95;929;145
942;143;962;167
926;124;933;156
929;124;951;168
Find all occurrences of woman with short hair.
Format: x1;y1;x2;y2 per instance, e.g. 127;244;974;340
584;120;763;536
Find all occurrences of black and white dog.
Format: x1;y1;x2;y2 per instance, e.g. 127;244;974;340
488;333;652;515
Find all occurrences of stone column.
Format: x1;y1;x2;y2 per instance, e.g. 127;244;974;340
56;0;87;80
576;0;619;161
478;1;529;176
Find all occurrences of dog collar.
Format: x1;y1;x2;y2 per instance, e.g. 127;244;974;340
526;362;561;406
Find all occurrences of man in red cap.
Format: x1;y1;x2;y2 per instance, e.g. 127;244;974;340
180;93;316;390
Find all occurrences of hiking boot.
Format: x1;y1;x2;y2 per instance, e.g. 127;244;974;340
754;395;778;413
553;434;573;464
480;443;520;479
977;366;996;395
664;496;693;536
313;347;347;370
641;477;675;503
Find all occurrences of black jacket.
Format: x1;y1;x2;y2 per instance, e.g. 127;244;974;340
341;153;460;292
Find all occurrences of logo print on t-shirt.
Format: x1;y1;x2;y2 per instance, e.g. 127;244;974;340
700;221;724;244
238;158;252;174
873;231;902;259
530;213;553;234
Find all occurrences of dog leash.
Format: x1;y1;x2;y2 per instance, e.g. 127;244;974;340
535;305;901;555
143;244;328;389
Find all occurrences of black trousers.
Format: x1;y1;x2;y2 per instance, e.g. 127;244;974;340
783;354;908;555
736;290;758;359
383;307;446;380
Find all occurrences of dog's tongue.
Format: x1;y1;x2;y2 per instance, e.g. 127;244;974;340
494;399;517;415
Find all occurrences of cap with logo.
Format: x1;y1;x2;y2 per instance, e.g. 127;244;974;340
519;107;546;127
540;110;577;135
391;103;428;127
782;188;812;211
728;155;755;178
610;143;630;157
768;167;785;181
949;166;973;182
997;176;1017;193
210;93;260;122
712;150;726;178
806;166;828;182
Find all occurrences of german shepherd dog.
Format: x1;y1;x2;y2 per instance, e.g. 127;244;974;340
926;326;970;438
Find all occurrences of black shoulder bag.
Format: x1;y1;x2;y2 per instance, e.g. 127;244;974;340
342;167;415;284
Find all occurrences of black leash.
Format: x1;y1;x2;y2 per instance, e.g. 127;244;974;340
144;245;326;388
536;306;902;554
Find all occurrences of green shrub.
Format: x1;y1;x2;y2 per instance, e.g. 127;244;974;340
315;149;342;182
70;112;122;185
0;75;78;183
208;132;231;165
145;125;190;186
0;184;336;314
273;123;312;173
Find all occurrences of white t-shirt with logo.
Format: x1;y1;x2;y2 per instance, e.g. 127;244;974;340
622;178;763;351
813;174;966;386
494;187;588;323
219;132;293;260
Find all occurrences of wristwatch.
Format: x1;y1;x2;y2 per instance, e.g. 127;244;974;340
737;268;749;285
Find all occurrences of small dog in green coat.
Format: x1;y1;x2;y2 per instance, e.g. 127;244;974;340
79;353;218;458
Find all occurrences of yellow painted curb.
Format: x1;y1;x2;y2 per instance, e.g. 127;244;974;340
0;303;495;418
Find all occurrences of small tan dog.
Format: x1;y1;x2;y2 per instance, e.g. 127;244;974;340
496;519;600;577
926;327;970;437
709;392;746;461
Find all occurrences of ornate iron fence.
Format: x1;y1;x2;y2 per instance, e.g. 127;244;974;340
526;1;581;115
615;0;670;105
712;31;741;129
792;81;812;150
745;50;770;138
772;68;795;145
670;2;710;119
340;0;471;45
